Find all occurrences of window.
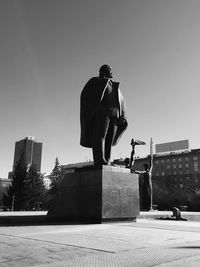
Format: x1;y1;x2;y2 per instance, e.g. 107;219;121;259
161;172;165;176
173;165;176;169
185;163;189;168
167;165;170;170
193;157;199;172
194;162;198;172
167;159;170;163
179;170;183;174
161;159;164;163
179;164;182;168
185;157;189;161
178;158;182;162
155;160;159;164
172;158;176;163
173;171;177;175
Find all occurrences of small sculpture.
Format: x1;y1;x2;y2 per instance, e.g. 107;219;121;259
80;65;128;166
172;207;182;220
158;207;187;221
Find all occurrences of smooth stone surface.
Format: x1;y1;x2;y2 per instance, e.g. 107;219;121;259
48;165;140;222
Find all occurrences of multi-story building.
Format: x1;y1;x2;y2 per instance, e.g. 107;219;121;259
12;136;42;173
42;173;51;189
62;161;94;174
113;140;200;211
0;178;12;188
129;149;200;177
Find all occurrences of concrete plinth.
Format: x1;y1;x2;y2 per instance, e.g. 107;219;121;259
48;165;140;223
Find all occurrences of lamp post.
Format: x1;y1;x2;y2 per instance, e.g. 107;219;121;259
11;195;15;211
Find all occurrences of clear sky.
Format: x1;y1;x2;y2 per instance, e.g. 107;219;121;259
1;0;200;177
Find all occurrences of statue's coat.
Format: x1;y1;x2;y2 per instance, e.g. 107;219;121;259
80;77;127;148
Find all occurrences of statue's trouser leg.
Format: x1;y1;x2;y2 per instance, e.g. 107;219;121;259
142;183;152;210
105;118;117;163
92;109;110;166
113;120;128;145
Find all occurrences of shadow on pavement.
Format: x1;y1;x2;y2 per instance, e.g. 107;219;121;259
0;215;101;226
173;246;200;249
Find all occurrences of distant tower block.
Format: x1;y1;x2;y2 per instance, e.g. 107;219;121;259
13;136;42;172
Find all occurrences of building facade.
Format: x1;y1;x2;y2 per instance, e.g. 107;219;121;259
12;136;42;173
0;178;12;188
113;148;200;211
131;149;200;177
42;173;51;189
62;161;94;174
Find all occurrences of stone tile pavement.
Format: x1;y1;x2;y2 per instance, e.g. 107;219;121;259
1;215;200;266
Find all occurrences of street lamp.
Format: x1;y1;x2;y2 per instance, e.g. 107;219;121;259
11;195;15;211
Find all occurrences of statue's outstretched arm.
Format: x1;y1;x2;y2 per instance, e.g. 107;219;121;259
130;139;135;171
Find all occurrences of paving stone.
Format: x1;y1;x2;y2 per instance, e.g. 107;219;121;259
1;218;200;267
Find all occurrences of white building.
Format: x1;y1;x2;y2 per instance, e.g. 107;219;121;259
42;173;51;189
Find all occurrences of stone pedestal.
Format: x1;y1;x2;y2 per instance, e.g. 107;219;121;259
48;166;140;223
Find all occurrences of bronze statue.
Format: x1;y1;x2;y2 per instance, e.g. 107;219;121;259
130;139;146;170
80;65;128;166
130;139;153;211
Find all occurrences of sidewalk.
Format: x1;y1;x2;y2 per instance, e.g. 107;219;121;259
0;212;200;266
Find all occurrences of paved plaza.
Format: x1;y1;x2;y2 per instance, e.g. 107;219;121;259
0;212;200;266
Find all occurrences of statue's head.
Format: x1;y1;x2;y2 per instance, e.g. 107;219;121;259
99;64;113;78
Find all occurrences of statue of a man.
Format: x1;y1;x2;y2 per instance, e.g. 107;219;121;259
80;65;128;166
131;142;153;211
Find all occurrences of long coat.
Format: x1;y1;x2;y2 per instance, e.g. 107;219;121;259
80;77;127;148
